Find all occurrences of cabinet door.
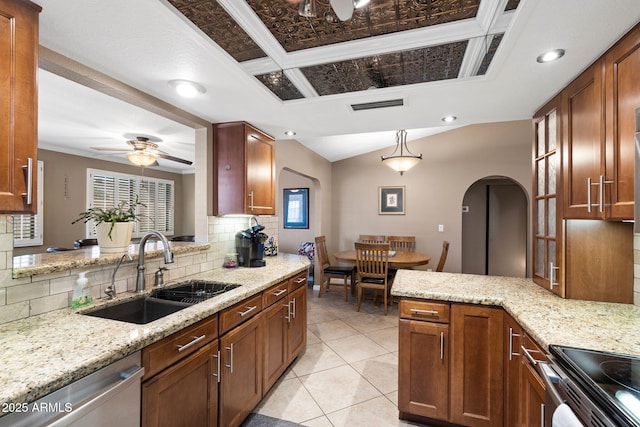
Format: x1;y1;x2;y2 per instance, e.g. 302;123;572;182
532;95;564;296
398;318;449;420
503;313;522;427
604;23;640;220
287;284;307;362
142;341;218;427
520;361;545;427
220;313;263;427
245;126;275;215
0;0;40;213
263;299;288;391
213;122;246;216
450;305;503;427
562;62;605;219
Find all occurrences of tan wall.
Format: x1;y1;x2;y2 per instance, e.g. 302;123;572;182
13;149;190;256
331;121;533;273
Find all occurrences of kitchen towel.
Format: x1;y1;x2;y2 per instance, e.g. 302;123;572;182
552;403;584;427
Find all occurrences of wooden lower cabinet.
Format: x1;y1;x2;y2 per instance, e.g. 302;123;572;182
287;279;307;361
503;313;523;427
519;334;547;427
219;312;263;427
398;318;449;420
450;305;504;427
142;341;218;427
398;300;504;427
262;293;289;391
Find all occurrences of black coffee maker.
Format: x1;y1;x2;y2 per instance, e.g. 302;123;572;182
235;223;268;267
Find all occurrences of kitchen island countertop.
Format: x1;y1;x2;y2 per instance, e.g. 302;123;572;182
0;253;309;409
391;270;640;357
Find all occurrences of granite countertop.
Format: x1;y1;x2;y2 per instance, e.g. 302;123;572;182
12;241;211;278
391;270;640;357
0;253;309;408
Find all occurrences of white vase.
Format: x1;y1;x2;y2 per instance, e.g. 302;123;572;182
96;222;134;253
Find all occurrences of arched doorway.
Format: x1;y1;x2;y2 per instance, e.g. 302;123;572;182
461;176;528;277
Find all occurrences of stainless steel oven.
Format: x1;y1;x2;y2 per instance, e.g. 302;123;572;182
539;345;640;427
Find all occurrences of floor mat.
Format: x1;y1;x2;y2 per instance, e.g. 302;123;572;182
241;413;303;427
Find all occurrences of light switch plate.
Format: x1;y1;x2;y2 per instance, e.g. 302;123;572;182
438;224;444;232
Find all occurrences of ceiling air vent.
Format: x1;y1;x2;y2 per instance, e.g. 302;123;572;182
350;98;404;111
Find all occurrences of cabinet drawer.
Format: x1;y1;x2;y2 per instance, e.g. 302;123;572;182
142;315;218;380
262;280;288;308
399;299;450;323
288;271;308;293
219;293;263;335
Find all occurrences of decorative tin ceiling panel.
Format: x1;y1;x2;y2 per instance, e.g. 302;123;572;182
167;0;267;62
301;41;467;96
248;0;481;52
165;0;517;102
255;71;305;100
476;33;504;75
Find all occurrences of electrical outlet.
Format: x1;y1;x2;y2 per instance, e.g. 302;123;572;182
438;224;444;232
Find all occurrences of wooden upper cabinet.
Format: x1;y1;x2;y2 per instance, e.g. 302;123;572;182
213;122;275;216
562;61;605;219
604;22;640;220
532;95;564;296
0;0;41;213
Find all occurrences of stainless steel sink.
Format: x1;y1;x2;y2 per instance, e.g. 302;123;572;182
83;297;191;324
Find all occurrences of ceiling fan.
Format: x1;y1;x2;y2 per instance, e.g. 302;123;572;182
91;136;193;166
289;0;371;21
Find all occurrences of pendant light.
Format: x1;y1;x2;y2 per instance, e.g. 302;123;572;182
381;130;422;175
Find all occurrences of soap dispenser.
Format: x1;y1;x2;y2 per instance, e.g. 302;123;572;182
71;271;93;308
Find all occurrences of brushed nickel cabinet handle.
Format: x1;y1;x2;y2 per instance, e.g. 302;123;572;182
22;158;33;205
225;344;234;373
440;332;444;360
177;334;206;352
410;308;438;315
238;305;257;317
509;327;521;361
273;289;287;297
549;262;560;289
212;350;221;383
521;345;540;366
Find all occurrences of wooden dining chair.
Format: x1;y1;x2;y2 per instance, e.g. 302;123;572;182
387;235;416;252
436;240;450;272
354;242;393;315
315;236;356;300
358;234;386;243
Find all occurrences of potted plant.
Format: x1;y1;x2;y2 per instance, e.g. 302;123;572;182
73;198;144;253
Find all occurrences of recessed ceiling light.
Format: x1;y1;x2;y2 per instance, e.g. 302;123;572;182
284;130;296;136
442;115;457;123
168;79;206;98
536;49;565;63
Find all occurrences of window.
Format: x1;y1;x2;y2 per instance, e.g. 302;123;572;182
283;188;309;229
86;169;174;238
13;161;44;247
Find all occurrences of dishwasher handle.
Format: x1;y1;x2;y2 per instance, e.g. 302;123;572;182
47;365;145;427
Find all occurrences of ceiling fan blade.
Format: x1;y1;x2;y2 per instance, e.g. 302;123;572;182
330;0;354;21
91;146;131;152
157;153;193;165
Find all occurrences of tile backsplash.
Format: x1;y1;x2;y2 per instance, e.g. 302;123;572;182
0;215;279;325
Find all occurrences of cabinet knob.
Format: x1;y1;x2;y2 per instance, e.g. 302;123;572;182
225;164;231;171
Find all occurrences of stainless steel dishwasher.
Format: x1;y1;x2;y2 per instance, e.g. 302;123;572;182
0;351;144;427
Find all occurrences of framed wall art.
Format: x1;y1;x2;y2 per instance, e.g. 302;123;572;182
283;188;309;228
379;186;405;215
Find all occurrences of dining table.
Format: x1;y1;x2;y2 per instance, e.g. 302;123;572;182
333;250;431;269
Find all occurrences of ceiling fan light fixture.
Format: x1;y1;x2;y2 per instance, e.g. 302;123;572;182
168;79;206;98
381;130;422;176
127;150;157;166
536;49;565;63
298;0;317;18
353;0;370;8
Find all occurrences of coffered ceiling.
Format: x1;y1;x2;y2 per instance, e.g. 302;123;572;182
34;0;640;170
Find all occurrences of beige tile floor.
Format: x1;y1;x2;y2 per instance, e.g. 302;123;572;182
253;285;426;426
